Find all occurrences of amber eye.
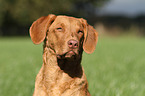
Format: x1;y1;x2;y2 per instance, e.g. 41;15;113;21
78;30;83;34
56;27;63;31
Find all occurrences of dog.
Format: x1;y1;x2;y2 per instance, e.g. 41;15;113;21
29;14;98;96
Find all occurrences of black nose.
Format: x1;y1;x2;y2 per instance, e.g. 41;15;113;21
68;39;78;49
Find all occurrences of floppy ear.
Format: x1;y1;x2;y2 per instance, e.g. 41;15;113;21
80;18;98;54
29;14;56;44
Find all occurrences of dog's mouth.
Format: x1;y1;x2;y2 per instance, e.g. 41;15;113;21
57;50;77;59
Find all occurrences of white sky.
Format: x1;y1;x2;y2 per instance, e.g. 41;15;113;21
97;0;145;17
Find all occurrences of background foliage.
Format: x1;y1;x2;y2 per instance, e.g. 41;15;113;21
0;0;109;36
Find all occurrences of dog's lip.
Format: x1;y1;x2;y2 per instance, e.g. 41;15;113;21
57;50;75;55
67;50;75;54
56;50;76;59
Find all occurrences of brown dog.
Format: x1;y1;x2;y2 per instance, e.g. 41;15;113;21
30;14;98;96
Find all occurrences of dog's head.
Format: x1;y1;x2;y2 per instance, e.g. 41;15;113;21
30;14;98;59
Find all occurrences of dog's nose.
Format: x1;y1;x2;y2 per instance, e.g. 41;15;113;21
68;40;78;49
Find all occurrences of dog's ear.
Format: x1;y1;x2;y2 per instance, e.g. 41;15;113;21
29;14;56;44
80;18;98;54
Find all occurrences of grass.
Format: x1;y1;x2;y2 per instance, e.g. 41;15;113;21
0;36;145;96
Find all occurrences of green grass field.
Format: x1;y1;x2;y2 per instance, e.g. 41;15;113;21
0;36;145;96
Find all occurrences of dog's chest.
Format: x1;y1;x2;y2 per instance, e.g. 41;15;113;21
44;68;86;95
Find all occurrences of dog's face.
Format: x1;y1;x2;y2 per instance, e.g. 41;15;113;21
47;16;84;58
30;14;98;59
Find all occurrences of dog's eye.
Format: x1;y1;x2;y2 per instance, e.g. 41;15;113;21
56;27;63;31
78;30;83;35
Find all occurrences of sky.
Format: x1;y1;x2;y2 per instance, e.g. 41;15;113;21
97;0;145;17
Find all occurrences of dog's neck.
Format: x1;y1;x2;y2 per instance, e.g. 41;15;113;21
57;57;83;78
41;47;88;95
43;46;83;78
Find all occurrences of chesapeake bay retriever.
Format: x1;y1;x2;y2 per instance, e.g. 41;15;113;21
29;14;98;96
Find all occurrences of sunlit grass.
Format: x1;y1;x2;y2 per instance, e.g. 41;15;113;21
0;36;145;96
0;37;43;96
83;36;145;96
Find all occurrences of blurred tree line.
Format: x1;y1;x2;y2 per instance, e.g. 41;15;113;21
95;15;145;36
0;0;109;36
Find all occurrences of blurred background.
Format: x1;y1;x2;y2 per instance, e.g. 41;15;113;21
0;0;145;36
1;0;145;96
